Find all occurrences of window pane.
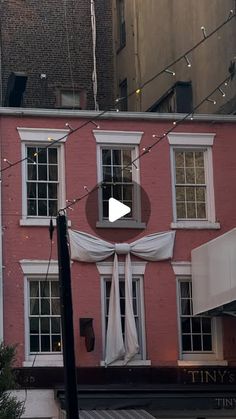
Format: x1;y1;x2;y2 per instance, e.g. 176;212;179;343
49;166;58;181
51;318;61;333
52;299;60;315
38;183;47;198
202;317;212;333
113;184;122;200
182;334;192;351
41;335;50;352
176;186;185;201
48;183;57;199
175;152;184;167
196;168;205;183
30;299;39;315
27;147;37;160
28;165;37;180
41;299;50;315
48;148;58;164
103;167;112;182
196;187;205;201
192;334;202;350
195;151;204;167
49;200;57;216
186;168;195;184
185;152;194;167
41;318;50;333
30;335;39;352
30;318;39;333
27;183;36;198
52;335;61;352
192;317;201;333
197;203;206;218
102;149;111;165
123;150;132;165
113;166;122;182
28;199;37;216
187;202;196;218
103;201;108;218
181;318;190;333
30;282;39;297
186;187;195;201
38;200;47;216
176;168;185;183
38;148;47;163
113;149;121;165
203;334;212;350
102;184;111;200
38;165;47;181
176;202;186;219
51;282;59;297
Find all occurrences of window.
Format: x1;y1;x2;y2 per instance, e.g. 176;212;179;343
55;88;87;109
172;262;225;364
28;278;61;354
168;133;220;229
93;130;145;228
174;150;206;220
18;128;68;226
97;261;149;365
179;279;213;353
21;259;63;366
27;146;58;217
117;0;126;49
104;276;142;354
101;148;133;218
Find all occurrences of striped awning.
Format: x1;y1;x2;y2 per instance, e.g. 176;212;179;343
79;411;156;418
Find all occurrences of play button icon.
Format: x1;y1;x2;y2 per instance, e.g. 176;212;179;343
108;198;131;222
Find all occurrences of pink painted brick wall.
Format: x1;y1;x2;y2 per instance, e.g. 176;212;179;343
1;114;236;366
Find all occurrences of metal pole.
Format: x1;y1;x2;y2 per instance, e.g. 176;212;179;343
57;213;79;419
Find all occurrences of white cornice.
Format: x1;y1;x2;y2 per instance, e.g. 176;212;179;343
0;107;236;122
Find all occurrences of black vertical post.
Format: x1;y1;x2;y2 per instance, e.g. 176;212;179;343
57;213;79;419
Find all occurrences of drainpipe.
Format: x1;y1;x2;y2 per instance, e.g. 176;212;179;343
0;114;3;342
133;0;142;111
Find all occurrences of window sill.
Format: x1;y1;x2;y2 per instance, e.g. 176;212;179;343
23;355;63;367
171;221;221;230
20;218;71;227
178;360;228;366
96;221;146;229
100;360;151;367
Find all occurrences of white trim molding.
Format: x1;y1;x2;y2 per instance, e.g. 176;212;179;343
96;261;147;275
20;259;59;275
167;132;215;146
93;130;143;144
17;127;69;143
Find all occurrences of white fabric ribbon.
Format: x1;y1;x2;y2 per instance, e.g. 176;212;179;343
69;230;175;365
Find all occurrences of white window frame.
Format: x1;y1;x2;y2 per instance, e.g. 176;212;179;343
172;261;226;366
93;130;145;229
20;259;63;367
168;132;220;230
97;261;150;366
18;127;69;226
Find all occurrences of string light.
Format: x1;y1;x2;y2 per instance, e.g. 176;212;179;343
218;87;226;97
184;55;191;67
3;158;12;166
27;157;37;165
207;98;217;105
201;26;207;38
90;121;100;129
164;69;176;76
228;9;234;19
135;88;141;95
65;122;74;131
115;97;126;103
125;11;235;101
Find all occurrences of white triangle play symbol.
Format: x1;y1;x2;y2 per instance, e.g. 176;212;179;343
108;198;131;222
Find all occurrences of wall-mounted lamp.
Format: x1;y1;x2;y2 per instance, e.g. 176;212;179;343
79;318;95;352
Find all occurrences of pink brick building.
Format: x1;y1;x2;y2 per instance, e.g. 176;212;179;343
1;108;236;418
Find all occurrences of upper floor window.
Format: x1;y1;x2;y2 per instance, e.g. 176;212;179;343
117;0;126;49
168;133;220;230
18;127;69;226
93;130;145;228
27;146;58;217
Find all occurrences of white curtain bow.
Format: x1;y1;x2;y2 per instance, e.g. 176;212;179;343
69;229;175;365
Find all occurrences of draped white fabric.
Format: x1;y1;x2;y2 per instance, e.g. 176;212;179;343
69;229;175;365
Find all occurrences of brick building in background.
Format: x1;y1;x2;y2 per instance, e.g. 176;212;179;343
0;108;236;417
0;0;114;110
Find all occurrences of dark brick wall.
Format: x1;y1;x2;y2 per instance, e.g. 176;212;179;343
0;0;114;110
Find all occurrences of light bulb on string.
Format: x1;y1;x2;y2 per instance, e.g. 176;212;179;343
3;158;12;166
165;69;176;76
201;26;207;38
90;121;100;129
228;9;234;19
218;87;226;97
135;88;141;95
184;55;191;68
65;122;74;131
207;98;217;105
